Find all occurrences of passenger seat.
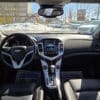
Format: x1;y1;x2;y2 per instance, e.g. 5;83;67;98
64;79;100;100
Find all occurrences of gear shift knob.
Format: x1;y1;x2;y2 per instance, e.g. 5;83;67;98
50;65;55;73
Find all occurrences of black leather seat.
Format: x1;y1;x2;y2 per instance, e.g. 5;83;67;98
64;79;100;100
0;82;38;100
0;83;36;96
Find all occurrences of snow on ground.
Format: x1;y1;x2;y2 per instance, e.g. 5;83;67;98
0;23;53;34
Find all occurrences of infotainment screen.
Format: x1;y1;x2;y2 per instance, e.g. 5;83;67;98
44;39;58;56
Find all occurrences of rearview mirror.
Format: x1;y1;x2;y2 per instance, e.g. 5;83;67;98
38;6;63;18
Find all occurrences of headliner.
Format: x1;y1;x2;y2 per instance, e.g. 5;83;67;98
0;0;99;3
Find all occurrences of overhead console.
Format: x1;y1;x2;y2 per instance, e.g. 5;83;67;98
38;38;64;90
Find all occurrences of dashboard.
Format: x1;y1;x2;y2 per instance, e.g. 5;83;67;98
1;33;100;61
0;33;100;84
31;33;94;56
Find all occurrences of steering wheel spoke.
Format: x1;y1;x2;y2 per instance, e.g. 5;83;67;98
11;57;25;69
26;46;34;53
2;46;11;54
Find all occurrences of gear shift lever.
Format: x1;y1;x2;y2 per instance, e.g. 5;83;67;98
48;64;56;86
50;64;62;100
50;65;55;73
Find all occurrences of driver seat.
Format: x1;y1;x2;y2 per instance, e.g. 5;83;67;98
0;83;43;100
64;79;100;100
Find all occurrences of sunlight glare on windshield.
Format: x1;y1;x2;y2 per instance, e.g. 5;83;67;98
0;3;99;34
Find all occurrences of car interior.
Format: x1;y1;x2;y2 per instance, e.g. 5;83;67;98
0;0;100;100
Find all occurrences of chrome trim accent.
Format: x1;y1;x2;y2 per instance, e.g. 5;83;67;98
38;39;64;89
39;53;63;61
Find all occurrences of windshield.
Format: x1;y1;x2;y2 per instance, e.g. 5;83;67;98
0;3;100;35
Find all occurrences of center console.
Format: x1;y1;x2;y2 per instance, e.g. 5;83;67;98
38;38;64;89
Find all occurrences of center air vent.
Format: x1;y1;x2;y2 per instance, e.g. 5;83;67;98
38;43;43;52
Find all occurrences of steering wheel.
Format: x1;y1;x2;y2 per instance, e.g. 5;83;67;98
0;33;36;69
